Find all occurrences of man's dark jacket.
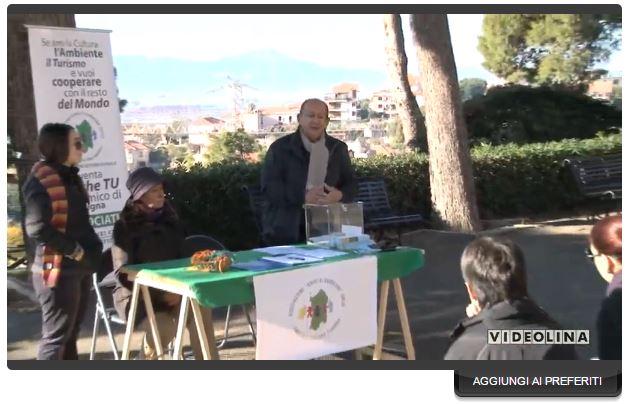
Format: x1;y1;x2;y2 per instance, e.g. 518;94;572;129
22;162;103;276
444;298;579;360
260;130;357;245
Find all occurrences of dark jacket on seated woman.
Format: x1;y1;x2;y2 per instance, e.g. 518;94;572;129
111;199;187;321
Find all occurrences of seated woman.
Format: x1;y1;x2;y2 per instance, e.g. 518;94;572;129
111;167;208;359
587;215;622;360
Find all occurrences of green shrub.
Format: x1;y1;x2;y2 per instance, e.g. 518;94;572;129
163;161;262;250
463;85;621;145
470;134;621;217
164;134;621;250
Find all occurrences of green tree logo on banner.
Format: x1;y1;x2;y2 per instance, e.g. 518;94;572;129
76;120;95;152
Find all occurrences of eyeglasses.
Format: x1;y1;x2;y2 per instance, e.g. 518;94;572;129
584;247;603;262
74;140;83;150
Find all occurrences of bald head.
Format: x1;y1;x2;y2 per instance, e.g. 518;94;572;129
299;98;329;116
298;98;330;142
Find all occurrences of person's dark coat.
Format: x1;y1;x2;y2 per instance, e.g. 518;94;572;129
23;162;103;276
444;298;579;360
260;130;357;245
597;272;621;360
110;199;187;320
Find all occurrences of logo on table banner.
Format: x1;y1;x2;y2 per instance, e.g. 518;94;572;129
65;112;104;161
288;278;346;339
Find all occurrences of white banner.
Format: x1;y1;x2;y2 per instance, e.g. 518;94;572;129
254;256;377;360
27;25;129;247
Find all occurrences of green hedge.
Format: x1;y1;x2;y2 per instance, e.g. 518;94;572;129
164;134;621;250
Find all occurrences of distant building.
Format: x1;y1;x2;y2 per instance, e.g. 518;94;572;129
326;130;351;142
243;104;301;133
369;76;425;119
588;77;621;101
189;116;224;134
346;138;374;158
122;122;169;137
188;116;225;148
325;83;360;123
364;125;387;139
369;90;397;118
124;140;151;171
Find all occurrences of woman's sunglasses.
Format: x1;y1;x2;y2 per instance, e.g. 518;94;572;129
584;247;603;262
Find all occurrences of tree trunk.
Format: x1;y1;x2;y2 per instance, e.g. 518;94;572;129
383;14;427;151
8;13;76;243
409;14;481;233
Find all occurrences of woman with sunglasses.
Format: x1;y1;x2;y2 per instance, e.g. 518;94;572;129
586;215;622;360
22;123;103;360
110;167;209;359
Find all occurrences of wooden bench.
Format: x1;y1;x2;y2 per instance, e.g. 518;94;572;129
565;154;621;200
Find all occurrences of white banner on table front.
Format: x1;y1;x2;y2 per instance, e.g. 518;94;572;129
254;256;377;360
27;25;129;248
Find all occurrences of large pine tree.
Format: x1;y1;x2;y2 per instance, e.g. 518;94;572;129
410;14;481;232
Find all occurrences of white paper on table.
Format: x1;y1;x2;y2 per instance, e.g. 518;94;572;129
298;248;348;259
252;246;309;256
261;254;324;266
341;225;363;236
254;256;377;360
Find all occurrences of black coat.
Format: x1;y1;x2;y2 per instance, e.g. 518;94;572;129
596;273;621;360
111;200;187;319
23;162;103;276
260;130;357;245
112;200;186;268
444;299;578;360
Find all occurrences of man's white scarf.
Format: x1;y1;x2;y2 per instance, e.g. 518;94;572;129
301;130;329;191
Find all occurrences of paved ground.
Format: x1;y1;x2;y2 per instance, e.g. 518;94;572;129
7;215;609;360
399;217;604;360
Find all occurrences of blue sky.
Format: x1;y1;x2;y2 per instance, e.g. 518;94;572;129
75;14;623;109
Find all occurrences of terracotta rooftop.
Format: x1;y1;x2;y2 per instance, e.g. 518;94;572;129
333;82;359;93
191;116;224;126
124;140;151;151
259;103;301;114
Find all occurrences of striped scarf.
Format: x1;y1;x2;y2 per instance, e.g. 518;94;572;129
31;162;68;287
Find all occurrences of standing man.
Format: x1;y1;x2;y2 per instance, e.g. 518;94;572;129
261;98;357;245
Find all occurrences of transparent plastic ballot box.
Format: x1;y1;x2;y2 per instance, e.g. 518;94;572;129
304;202;364;246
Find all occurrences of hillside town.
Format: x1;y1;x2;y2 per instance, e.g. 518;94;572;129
121;80;420;170
121;75;621;171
